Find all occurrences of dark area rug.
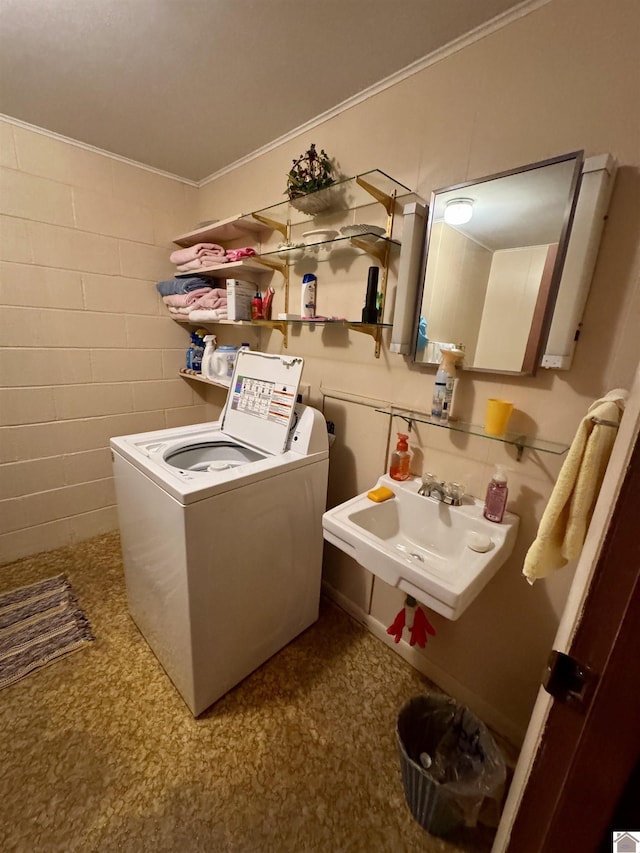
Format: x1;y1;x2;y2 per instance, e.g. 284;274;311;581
0;573;94;689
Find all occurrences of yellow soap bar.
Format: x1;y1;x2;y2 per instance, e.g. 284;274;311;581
367;486;395;503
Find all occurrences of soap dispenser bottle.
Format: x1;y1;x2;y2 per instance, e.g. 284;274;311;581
483;465;509;523
389;433;411;481
431;347;464;422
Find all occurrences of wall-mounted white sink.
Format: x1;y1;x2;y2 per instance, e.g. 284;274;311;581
322;474;519;620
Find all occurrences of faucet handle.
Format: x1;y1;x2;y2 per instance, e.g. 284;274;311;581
444;482;465;505
418;472;438;496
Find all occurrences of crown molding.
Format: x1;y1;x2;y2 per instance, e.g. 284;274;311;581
0;113;198;187
199;0;551;187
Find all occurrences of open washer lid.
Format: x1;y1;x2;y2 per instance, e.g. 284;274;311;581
220;350;304;455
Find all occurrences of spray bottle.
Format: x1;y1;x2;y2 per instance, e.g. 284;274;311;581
431;347;464;422
483;465;509;523
389;433;411;481
201;334;218;380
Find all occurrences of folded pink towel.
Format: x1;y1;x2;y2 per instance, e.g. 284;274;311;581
188;288;227;306
176;257;228;272
162;288;212;308
201;287;227;299
189;294;228;311
225;247;257;262
169;243;226;265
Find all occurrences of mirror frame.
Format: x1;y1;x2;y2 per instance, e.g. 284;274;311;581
412;151;584;375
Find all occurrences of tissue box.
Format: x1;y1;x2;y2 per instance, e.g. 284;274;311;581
226;280;255;321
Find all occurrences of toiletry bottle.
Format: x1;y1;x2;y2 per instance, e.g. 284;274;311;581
186;334;196;370
431;348;464;422
191;332;204;372
251;290;263;320
263;286;275;320
483;465;509;523
361;266;380;323
389;433;411;481
186;332;204;370
301;273;317;318
201;334;217;379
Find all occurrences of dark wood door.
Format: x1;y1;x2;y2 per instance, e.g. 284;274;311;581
505;428;640;851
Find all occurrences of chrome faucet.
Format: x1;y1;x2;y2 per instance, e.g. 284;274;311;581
418;474;464;506
418;473;445;499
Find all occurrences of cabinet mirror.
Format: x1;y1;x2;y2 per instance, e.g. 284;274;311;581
412;151;583;374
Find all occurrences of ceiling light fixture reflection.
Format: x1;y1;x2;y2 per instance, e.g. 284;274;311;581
444;198;474;225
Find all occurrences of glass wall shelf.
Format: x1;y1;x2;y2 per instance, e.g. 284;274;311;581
256;319;391;329
375;406;570;460
260;233;400;264
251;169;415;233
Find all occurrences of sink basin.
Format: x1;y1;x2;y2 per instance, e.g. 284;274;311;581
322;474;519;620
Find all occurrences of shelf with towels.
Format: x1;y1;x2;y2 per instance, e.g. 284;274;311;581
375;406;570;460
174;257;275;280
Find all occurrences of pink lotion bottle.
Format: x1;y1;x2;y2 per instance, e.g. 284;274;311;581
483;465;508;523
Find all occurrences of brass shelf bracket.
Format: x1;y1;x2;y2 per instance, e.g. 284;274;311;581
348;323;383;358
356;175;395;216
251;212;288;239
253;319;289;348
349;236;387;262
254;256;287;275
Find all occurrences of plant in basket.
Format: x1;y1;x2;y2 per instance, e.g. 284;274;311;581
286;144;336;214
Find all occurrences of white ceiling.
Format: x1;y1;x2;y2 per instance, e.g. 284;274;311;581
0;0;526;182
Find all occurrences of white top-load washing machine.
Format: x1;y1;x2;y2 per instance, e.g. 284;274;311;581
110;351;329;716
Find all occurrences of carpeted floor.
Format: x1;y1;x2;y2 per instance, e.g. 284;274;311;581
0;532;502;852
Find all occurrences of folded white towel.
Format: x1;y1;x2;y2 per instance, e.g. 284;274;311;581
522;389;627;584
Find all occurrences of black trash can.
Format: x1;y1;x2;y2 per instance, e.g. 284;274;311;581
396;694;506;837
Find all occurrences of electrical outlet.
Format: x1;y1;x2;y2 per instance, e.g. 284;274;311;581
540;354;571;369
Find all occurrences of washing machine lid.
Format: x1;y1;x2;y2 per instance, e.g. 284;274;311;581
220;351;304;455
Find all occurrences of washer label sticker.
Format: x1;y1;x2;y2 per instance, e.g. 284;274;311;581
230;376;296;424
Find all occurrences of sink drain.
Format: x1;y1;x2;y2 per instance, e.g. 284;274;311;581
396;544;424;562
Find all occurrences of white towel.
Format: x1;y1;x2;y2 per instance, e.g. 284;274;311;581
522;389;627;584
